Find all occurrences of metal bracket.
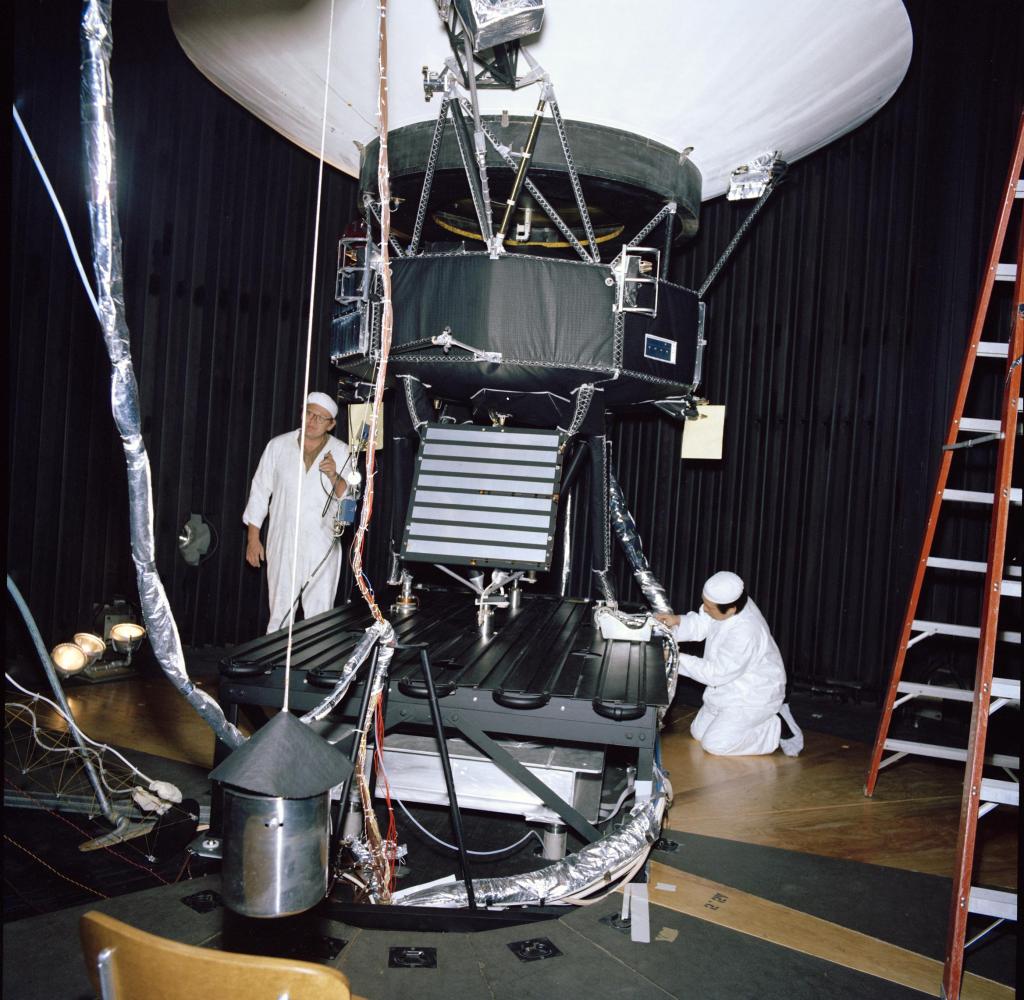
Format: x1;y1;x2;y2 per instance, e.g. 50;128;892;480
612;247;660;316
432;327;502;363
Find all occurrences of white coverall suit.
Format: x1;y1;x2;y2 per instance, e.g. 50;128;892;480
243;430;351;632
672;600;786;756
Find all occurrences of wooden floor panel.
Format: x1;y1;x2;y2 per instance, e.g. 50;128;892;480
662;708;1017;886
642;862;1014;1000
14;671;1018;888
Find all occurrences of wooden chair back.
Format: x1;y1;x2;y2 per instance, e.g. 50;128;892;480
80;910;357;1000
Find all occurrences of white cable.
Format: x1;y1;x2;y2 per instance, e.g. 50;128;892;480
393;792;542;857
375;749;542;857
12;105;101;321
598;783;636;822
283;0;338;710
5;674;156;786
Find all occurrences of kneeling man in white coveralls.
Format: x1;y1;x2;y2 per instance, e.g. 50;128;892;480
243;392;352;633
655;571;802;757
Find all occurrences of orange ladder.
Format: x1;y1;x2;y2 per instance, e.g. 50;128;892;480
864;112;1022;1000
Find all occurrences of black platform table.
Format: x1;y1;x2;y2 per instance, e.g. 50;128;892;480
219;592;669;840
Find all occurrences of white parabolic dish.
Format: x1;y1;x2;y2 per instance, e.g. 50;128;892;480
168;0;912;200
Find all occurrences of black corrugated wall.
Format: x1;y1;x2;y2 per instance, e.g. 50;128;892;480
604;2;1023;693
10;1;360;646
10;0;1022;695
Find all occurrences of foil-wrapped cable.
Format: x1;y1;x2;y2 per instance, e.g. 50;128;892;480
80;1;244;750
299;623;392;723
592;569;617;606
649;616;679;718
608;473;673;615
395;789;667;908
353;637;397;902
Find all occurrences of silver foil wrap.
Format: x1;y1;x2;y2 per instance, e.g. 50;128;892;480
81;1;244;750
395;793;666;908
607;474;673;615
592;569;617;606
452;0;544;52
299;623;393;724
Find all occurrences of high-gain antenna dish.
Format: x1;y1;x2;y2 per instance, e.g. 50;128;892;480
168;0;913;202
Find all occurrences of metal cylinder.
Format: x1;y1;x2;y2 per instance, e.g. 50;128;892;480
541;823;567;861
341;791;364;840
221;787;330;918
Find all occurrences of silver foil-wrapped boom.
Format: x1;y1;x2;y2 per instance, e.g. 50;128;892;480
395;793;666;908
608;473;672;615
81;0;244;750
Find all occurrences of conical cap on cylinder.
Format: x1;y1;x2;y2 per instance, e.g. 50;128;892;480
209;710;352;797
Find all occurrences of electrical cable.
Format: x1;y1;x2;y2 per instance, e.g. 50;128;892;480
393;793;543;857
349;0;394;628
376;741;544;857
597;783;636;824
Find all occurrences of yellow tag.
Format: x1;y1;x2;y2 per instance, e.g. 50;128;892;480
681;404;725;460
348;403;384;451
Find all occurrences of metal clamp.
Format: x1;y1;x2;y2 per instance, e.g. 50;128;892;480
432;327;502;363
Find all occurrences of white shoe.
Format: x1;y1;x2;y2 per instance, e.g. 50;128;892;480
778;703;804;757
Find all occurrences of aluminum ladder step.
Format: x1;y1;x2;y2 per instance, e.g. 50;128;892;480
942;487;1023;505
968;887;1017;920
911;619;1022;644
980;778;1019;807
895;677;1021;704
924;558;1023;596
960;398;1023;433
881;739;1019;769
994;263;1017;282
977;341;1010;358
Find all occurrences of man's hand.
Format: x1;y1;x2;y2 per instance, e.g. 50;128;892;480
245;525;265;567
319;452;347;496
654;613;680;628
319;452;338;479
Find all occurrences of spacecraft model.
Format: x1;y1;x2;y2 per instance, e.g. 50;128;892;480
160;0;913;922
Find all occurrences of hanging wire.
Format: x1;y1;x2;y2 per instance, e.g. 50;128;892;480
349;0;395;629
12;105;101;320
281;0;339;712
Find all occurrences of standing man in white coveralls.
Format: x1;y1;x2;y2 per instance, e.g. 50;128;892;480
655;571;803;756
243;392;352;632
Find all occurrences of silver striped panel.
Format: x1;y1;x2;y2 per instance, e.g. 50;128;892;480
420;458;556;480
407;522;548;545
414;489;551;512
411;506;549;528
419;473;556;494
428;427;561;448
423;443;559;463
407;539;549;562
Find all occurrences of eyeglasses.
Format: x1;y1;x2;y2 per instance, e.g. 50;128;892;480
305;410;333;425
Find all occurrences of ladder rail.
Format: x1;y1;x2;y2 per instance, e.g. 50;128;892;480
942;126;1024;1000
865;112;1024;798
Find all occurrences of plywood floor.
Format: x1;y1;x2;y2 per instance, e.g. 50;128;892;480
16;670;1018;889
661;705;1017;888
